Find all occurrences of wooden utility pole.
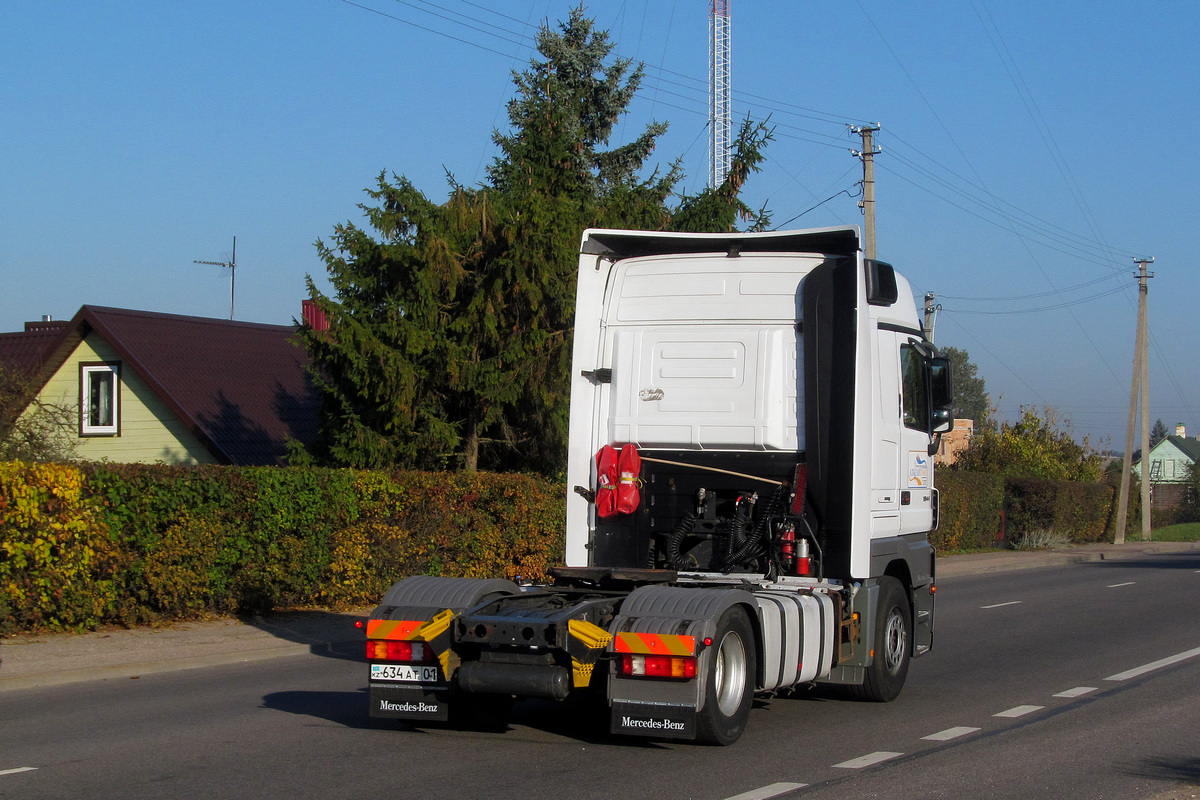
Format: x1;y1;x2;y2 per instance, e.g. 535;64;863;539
923;292;940;342
1114;257;1154;544
852;125;880;260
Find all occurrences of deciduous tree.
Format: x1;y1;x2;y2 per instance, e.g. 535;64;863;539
952;406;1102;482
939;346;990;431
0;364;78;462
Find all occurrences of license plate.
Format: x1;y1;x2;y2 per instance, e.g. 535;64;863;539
370;664;440;683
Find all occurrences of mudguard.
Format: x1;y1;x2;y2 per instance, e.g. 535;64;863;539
608;585;758;738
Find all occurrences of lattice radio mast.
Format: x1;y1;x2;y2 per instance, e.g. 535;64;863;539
709;0;732;189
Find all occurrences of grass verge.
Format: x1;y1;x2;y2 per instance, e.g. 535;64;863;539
1146;523;1200;542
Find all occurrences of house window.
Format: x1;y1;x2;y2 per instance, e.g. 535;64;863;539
81;363;120;436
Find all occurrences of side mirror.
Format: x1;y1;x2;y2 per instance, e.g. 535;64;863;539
931;408;953;435
929;356;954;412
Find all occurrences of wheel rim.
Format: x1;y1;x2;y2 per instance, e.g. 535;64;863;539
713;630;748;716
882;606;907;675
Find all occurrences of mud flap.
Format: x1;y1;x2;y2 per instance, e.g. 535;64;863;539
369;684;450;722
611;700;696;739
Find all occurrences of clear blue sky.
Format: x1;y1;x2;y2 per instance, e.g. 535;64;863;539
3;1;1197;450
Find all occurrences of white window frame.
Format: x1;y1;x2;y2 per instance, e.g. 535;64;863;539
80;362;121;436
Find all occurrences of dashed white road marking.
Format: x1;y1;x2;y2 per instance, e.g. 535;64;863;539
723;782;808;800
1105;646;1200;681
922;726;980;741
994;705;1044;718
0;768;38;777
1107;581;1136;588
833;752;904;769
980;601;1022;609
1054;686;1097;698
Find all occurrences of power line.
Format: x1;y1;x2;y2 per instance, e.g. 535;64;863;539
939;273;1122;302
940;284;1127;314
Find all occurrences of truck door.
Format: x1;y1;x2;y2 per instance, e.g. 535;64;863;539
871;330;903;538
898;339;935;534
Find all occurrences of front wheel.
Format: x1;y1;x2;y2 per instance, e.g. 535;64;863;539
696;606;756;745
850;576;911;702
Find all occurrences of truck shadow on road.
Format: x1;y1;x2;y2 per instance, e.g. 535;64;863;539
261;688;395;730
260;689;689;746
242;609;368;662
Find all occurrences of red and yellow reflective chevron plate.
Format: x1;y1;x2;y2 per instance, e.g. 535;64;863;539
365;619;423;640
612;632;696;656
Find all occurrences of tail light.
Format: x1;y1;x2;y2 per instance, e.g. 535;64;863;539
366;640;434;662
618;654;697;680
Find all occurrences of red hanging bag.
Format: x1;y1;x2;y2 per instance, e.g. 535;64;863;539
595;445;619;518
616;443;642;514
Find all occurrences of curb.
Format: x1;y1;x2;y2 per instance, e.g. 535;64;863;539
937;541;1200;578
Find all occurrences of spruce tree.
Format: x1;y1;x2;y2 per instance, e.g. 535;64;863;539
301;7;772;473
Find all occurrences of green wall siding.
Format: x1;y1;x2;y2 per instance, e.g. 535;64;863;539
31;333;218;464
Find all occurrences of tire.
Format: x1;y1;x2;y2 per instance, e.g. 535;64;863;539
850;576;911;702
696;606;757;745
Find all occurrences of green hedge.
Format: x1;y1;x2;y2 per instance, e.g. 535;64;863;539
932;471;1005;551
1004;476;1115;544
1;462;564;634
936;470;1120;550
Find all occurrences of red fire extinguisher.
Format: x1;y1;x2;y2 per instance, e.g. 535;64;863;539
781;522;795;571
794;536;811;576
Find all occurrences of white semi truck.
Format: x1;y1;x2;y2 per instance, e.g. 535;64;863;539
364;226;954;744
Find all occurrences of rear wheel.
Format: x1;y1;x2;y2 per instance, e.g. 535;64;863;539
850;576;911;702
696;606;756;745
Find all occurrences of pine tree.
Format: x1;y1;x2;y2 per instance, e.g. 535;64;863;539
1150;418;1168;449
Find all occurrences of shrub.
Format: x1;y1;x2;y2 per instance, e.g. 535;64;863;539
0;462;120;632
1010;528;1071;551
933;471;1005;551
1;462;566;632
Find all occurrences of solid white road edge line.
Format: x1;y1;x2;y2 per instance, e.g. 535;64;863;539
994;705;1044;718
980;601;1022;609
922;726;980;741
723;782;808;800
1105;646;1200;681
1107;582;1136;588
0;768;38;777
833;752;904;769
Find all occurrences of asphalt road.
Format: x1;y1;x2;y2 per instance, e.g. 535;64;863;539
2;550;1198;800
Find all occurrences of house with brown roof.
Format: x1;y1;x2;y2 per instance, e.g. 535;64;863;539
0;306;318;466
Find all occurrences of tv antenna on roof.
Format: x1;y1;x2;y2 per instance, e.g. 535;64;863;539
194;236;236;319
